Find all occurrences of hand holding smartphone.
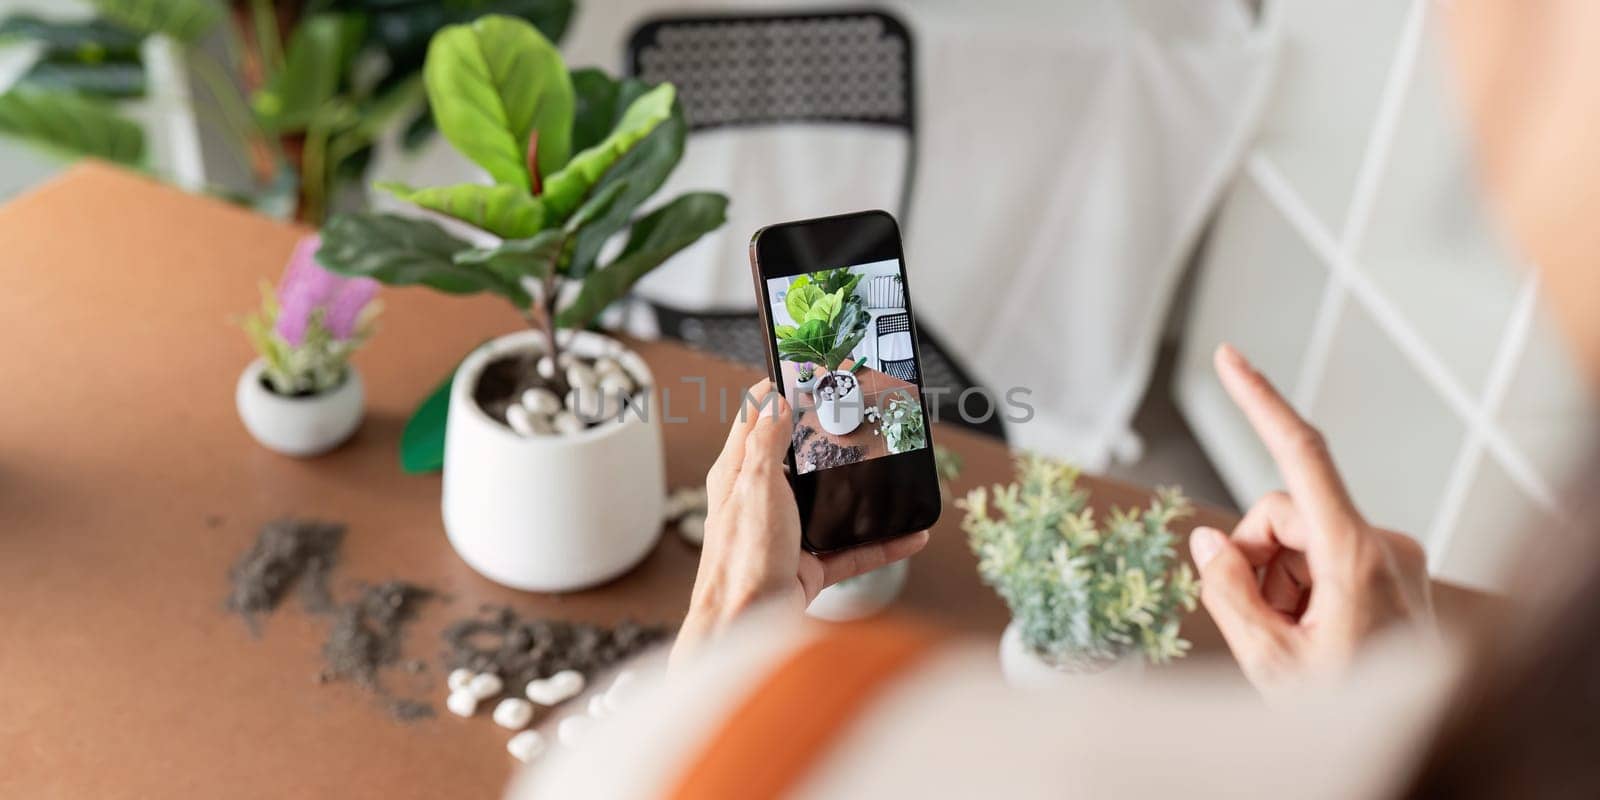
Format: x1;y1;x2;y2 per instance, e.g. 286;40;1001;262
749;211;942;553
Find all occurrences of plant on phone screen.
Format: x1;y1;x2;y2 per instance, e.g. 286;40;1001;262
795;361;817;382
881;393;925;454
773;273;868;374
960;455;1200;668
314;14;727;372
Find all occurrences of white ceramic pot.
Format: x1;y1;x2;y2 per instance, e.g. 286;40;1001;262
441;330;665;592
805;559;909;621
998;620;1145;688
235;359;364;457
815;370;863;435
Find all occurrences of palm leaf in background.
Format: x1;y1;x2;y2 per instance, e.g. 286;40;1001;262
0;89;144;165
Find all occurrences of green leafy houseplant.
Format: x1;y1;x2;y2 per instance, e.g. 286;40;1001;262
314;14;725;466
880;393;926;455
774;271;868;376
0;0;573;221
960;455;1200;669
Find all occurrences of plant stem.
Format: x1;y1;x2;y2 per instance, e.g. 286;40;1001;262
249;0;284;75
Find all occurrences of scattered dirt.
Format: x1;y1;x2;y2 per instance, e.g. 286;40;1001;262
442;606;668;692
795;425;866;472
319;581;437;720
226;518;346;633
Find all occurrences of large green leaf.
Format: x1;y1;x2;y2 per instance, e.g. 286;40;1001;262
568;67;621;154
0;88;143;165
88;0;221;43
0;13;144;60
556;191;727;329
253;13;366;133
784;283;824;324
540;83;674;221
565;76;687;279
316;212;527;304
376;181;546;239
401;369;453;474
453;228;565;287
423;14;572;191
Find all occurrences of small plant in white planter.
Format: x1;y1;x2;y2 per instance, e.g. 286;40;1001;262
237;234;379;457
774;269;868;435
316;15;727;592
793;362;819;393
960;455;1200;686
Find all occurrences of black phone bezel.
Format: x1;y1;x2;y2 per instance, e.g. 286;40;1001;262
748;210;942;554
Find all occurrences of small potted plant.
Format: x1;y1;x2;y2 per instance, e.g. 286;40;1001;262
237;234;379;457
774;269;868;435
880;393;926;454
793;361;819;393
316;16;726;592
960;455;1200;686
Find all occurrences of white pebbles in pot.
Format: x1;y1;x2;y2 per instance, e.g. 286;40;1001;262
520;387;562;416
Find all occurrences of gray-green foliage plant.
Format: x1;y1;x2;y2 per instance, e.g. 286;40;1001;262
881;393;926;454
960;455;1201;668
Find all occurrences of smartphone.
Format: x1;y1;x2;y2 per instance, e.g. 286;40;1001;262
749;210;942;554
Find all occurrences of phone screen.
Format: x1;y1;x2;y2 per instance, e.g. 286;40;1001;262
765;261;930;473
751;211;941;553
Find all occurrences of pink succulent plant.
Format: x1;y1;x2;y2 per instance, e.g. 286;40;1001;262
274;234;379;346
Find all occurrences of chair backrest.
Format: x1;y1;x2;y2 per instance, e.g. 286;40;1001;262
627;9;917;221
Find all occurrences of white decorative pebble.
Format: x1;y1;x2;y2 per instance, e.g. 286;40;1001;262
587;693;609;719
599;371;635;397
446;690;478;718
447;668;475;693
557;352;577;368
468;672;504;701
663;487;709;521
525;669;586;705
566;363;597;390
506;405;538;436
536;356;556;379
507;730;546;763
592;357;623;377
557;715;592;746
677;513;706;546
552;411;584;436
520;387;561;416
493;697;534;729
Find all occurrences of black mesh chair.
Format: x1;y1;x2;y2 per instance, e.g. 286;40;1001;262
627;10;1005;439
875;312;917;383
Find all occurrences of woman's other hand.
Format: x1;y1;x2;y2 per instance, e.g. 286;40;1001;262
672;380;929;665
1191;345;1433;696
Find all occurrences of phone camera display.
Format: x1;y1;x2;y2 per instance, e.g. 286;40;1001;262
767;260;928;475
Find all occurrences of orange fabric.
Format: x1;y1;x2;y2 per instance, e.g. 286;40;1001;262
666;620;942;800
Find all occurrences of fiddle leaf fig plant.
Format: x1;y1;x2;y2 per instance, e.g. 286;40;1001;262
961;455;1201;668
774;272;868;373
314;14;726;470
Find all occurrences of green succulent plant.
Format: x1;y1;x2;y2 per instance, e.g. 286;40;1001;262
960;455;1200;668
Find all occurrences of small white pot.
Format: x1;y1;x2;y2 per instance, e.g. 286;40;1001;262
998;620;1145;688
794;372;818;393
441;330;665;593
815;370;863;436
235;359;364;457
805;560;909;621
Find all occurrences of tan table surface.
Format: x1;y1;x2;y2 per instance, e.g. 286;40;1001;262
0;165;1488;798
